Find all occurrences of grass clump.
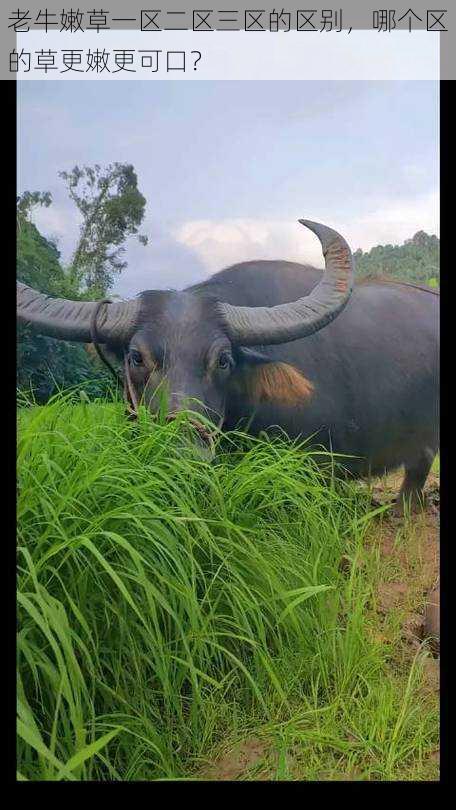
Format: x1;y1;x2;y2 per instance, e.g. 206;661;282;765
17;392;439;781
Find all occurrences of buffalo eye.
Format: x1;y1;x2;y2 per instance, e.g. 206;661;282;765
130;349;143;367
218;350;233;371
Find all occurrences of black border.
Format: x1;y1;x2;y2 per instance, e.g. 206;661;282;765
9;77;18;785
438;78;451;789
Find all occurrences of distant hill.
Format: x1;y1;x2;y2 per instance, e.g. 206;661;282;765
353;231;439;288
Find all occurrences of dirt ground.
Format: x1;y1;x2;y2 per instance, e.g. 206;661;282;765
203;738;271;781
199;469;440;782
369;469;440;654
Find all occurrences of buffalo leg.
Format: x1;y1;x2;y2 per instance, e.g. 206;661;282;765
396;447;436;514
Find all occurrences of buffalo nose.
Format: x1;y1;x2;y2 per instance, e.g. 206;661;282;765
164;409;214;459
168;392;188;415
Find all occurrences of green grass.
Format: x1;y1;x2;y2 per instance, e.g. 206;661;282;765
17;392;439;781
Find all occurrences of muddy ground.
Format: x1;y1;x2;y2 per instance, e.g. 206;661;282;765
200;470;440;781
369;469;440;654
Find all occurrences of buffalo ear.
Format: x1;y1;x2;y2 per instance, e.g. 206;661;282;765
230;347;314;406
104;343;125;362
233;347;272;367
85;342;124;365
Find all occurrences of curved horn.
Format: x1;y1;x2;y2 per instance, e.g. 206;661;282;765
217;219;354;346
17;282;141;344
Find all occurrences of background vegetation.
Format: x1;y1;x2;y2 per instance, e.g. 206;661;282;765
354;231;439;288
17;163;147;402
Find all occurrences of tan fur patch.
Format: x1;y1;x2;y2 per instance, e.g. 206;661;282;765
85;342;99;362
234;362;314;406
85;342;120;368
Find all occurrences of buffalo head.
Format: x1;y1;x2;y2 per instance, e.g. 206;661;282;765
17;219;354;426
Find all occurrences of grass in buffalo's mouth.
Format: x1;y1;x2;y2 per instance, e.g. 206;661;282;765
17;391;439;781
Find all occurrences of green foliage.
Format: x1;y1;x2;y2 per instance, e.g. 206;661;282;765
17;396;439;781
17;191;52;228
17;219;63;296
17;329;114;402
17;218;113;402
16;165;146;400
354;231;439;287
59;163;148;296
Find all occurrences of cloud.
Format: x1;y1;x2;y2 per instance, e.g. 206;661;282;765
29;190;439;299
33;204;80;262
174;219;325;273
349;190;439;249
174;191;439;273
112;235;206;298
30;205;207;296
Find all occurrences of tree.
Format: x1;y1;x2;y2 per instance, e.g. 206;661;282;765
17;199;113;402
354;232;439;288
59;163;148;296
17;163;148;401
17;190;52;231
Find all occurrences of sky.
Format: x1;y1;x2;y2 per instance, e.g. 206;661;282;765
17;80;439;297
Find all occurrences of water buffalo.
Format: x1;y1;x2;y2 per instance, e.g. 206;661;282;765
17;219;439;510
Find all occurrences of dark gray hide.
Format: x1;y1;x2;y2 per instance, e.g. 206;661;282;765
201;263;439;479
128;264;438;500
